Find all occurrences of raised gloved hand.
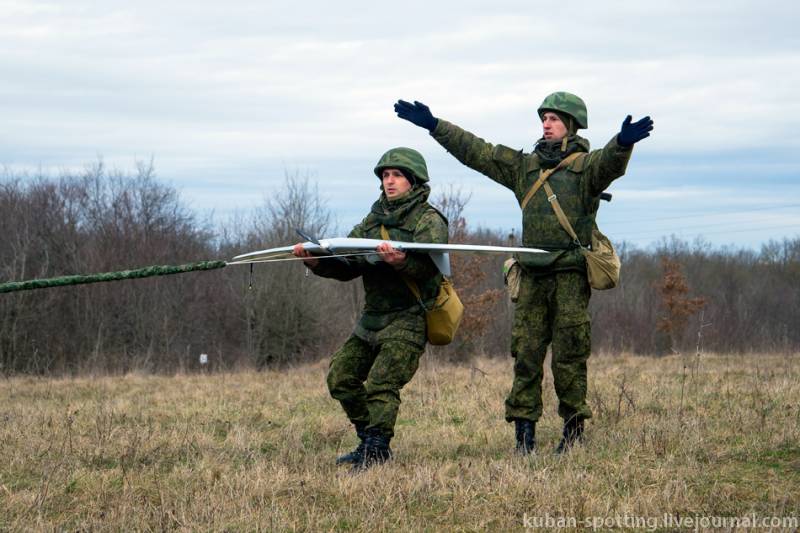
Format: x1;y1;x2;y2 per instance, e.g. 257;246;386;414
394;100;438;132
617;115;654;147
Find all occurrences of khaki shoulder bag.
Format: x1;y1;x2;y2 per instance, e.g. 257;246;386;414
380;226;464;345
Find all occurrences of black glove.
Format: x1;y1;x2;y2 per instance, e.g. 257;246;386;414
394;100;438;132
617;115;654;147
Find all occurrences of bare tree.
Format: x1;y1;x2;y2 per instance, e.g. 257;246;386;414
2;163;799;375
236;170;357;367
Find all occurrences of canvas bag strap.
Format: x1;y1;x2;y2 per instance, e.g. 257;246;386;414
380;224;425;306
520;152;582;210
541;181;582;246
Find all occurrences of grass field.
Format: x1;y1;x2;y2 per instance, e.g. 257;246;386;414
1;352;799;531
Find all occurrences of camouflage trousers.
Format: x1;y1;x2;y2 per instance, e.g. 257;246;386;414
327;318;425;438
505;270;593;423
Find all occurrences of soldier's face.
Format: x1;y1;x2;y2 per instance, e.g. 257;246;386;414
382;168;412;199
542;112;568;141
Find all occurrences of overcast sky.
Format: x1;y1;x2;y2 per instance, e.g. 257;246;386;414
2;0;798;250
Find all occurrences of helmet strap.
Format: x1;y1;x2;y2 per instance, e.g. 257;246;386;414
560;117;572;152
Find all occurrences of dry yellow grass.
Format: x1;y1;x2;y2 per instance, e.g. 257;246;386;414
1;352;799;531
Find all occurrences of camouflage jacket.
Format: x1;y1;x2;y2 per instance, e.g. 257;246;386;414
310;185;448;332
432;119;632;273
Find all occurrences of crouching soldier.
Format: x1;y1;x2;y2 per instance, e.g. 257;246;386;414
395;93;653;454
293;147;448;471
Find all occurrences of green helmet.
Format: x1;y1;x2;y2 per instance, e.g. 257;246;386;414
537;91;588;130
373;147;429;184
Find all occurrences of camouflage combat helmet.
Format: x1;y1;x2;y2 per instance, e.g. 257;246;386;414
374;147;429;184
537;92;588;130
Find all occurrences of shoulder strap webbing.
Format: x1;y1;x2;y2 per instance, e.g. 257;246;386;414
520;152;583;210
542;181;581;246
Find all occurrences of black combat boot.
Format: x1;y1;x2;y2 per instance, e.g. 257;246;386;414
555;416;584;454
514;418;536;455
352;427;393;472
335;422;368;465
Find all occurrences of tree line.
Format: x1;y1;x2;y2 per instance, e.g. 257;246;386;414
1;164;798;374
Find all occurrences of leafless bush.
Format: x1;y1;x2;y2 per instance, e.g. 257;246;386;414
227;171;358;368
0;162;218;373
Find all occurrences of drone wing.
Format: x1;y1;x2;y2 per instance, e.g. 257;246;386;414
230;237;547;276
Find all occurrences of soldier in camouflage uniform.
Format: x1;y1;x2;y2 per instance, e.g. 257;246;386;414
293;147;448;470
395;94;653;453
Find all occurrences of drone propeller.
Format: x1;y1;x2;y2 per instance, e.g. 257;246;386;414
295;228;320;245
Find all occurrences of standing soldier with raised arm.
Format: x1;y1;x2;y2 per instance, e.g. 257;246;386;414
394;94;653;453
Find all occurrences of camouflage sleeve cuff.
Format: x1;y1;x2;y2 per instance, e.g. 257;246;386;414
396;252;435;280
610;135;634;169
612;134;634;153
306;259;336;277
308;257;359;280
393;257;412;273
430;118;451;139
584;135;635;195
